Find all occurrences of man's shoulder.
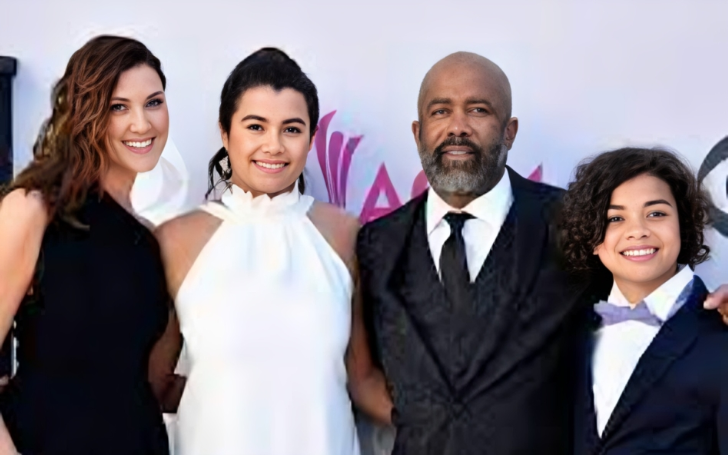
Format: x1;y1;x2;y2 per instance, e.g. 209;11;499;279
509;171;566;225
514;174;564;204
360;193;425;237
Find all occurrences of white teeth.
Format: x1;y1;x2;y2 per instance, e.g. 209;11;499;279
123;139;152;148
622;248;656;257
447;151;468;155
256;162;286;169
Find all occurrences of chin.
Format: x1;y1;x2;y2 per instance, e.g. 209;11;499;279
132;153;164;174
620;267;672;285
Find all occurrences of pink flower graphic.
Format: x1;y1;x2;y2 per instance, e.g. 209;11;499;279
528;164;543;182
315;111;362;209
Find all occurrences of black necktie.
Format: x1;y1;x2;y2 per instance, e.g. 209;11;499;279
440;212;473;312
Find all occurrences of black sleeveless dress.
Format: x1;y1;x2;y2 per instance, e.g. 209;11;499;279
0;192;170;455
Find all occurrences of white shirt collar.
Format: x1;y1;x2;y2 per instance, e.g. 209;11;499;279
425;171;513;235
607;265;695;322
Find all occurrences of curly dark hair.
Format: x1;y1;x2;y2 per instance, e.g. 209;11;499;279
560;147;710;273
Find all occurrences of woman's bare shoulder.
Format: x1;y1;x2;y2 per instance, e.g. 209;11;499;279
0;188;48;235
155;209;221;249
308;201;361;270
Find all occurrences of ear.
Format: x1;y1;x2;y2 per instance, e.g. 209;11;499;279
412;120;422;151
307;126;318;154
503;117;519;150
219;123;229;151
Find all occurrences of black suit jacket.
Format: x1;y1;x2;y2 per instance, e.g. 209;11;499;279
357;167;610;455
574;276;728;455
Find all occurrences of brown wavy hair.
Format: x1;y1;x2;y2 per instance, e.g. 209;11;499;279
560;147;710;273
1;35;166;224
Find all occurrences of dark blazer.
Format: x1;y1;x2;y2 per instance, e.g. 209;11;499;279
357;167;609;455
574;276;728;455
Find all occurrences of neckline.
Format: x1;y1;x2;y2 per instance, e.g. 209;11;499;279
97;191;154;235
219;182;304;219
425;171;513;236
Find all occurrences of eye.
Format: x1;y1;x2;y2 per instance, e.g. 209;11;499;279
284;126;301;134
647;211;667;218
247;124;263;131
472;107;489;114
146;98;163;108
432;109;446;116
607;216;623;223
110;104;126;112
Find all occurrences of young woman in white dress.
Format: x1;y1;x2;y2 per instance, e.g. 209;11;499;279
152;48;392;455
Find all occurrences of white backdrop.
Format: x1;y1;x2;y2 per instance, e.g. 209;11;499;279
2;1;728;454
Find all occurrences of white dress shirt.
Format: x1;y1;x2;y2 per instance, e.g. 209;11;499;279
592;265;695;435
426;172;513;282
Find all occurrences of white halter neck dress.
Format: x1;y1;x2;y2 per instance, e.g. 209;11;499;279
174;184;360;455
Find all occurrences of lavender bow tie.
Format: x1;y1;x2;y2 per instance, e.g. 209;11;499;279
593;301;662;327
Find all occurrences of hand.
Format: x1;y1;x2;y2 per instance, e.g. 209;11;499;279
703;284;728;325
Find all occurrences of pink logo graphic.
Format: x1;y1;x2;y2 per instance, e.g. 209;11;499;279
528;164;543;182
315;111;362;209
315;110;543;223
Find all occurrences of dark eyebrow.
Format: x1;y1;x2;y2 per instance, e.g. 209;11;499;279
608;199;673;211
241;115;306;126
426;98;451;111
146;91;164;100
242;115;267;122
644;199;673;208
110;91;164;103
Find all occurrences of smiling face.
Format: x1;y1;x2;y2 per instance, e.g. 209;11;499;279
105;64;168;178
221;85;314;197
595;173;682;302
413;53;518;206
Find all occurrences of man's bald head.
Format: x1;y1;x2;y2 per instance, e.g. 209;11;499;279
417;52;512;125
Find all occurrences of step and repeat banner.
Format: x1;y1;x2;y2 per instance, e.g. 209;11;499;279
2;1;727;454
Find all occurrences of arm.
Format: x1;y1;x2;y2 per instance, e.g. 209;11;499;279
0;189;48;453
0;414;18;455
308;203;393;425
346;264;393;425
149;220;193;414
148;306;186;413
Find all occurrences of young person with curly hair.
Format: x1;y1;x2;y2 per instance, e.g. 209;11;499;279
561;147;728;454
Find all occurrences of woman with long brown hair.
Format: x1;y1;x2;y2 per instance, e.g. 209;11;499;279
0;36;173;455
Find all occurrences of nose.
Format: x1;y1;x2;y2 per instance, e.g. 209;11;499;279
446;109;473;138
129;107;151;135
625;216;651;240
262;130;285;155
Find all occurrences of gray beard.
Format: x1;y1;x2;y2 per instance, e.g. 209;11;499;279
419;139;507;196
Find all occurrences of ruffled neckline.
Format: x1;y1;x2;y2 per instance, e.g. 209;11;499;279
219;182;303;218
